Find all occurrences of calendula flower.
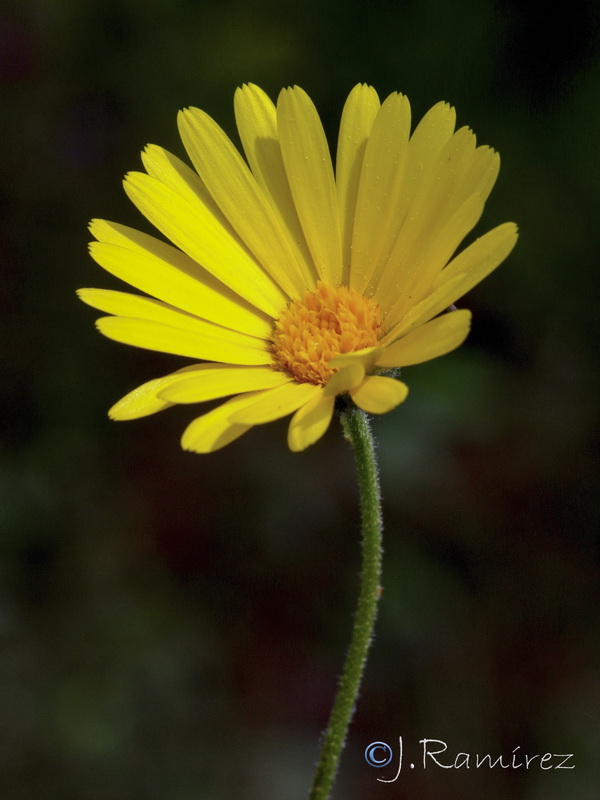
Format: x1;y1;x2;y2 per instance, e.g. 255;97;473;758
79;84;517;453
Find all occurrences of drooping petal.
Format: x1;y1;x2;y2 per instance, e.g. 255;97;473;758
350;92;411;294
178;106;309;299
329;345;385;374
335;84;380;284
378;309;472;367
234;83;317;288
88;235;272;339
182;393;261;453
288;391;335;452
323;362;365;396
123;171;286;317
228;381;321;425
108;365;205;420
323;345;385;395
158;365;291;403
350;376;409;413
277;86;343;285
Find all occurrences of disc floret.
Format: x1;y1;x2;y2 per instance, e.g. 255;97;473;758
272;282;383;385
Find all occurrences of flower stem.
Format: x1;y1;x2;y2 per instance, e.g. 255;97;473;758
309;406;383;800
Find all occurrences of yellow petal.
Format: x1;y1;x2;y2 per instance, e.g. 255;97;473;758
413;125;477;216
378;309;472;367
140;144;263;281
375;126;477;308
89;218;158;250
88;237;272;339
234;84;317;289
182;393;261;453
329;345;385;373
323;345;385;396
401;100;457;213
177;106;305;298
382;192;485;324
382;189;483;330
381;274;466;344
405;141;498;247
95;316;273;365
78;287;262;342
288;391;335;452
350;376;409;413
108;364;205;420
350;92;411;294
80;288;272;365
335;84;380;284
447;145;500;218
228;381;320;425
158;365;291;403
434;222;519;296
123;171;286;317
323;362;365;396
277;86;343;284
141;144;230;227
368;100;456;288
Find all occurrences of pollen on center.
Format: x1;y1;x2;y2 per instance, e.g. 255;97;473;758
271;282;383;385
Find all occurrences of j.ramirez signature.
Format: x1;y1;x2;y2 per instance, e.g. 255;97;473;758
365;737;575;783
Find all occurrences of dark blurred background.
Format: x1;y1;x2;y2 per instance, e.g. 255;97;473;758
1;0;599;798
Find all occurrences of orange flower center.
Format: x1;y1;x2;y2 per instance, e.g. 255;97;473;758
271;282;383;385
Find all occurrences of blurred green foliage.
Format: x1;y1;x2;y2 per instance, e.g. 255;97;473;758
1;0;599;798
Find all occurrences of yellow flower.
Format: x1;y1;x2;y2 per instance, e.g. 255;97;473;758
79;84;517;453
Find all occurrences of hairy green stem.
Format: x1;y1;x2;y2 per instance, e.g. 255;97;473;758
309;406;383;800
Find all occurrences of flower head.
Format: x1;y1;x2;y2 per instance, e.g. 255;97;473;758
79;84;517;452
